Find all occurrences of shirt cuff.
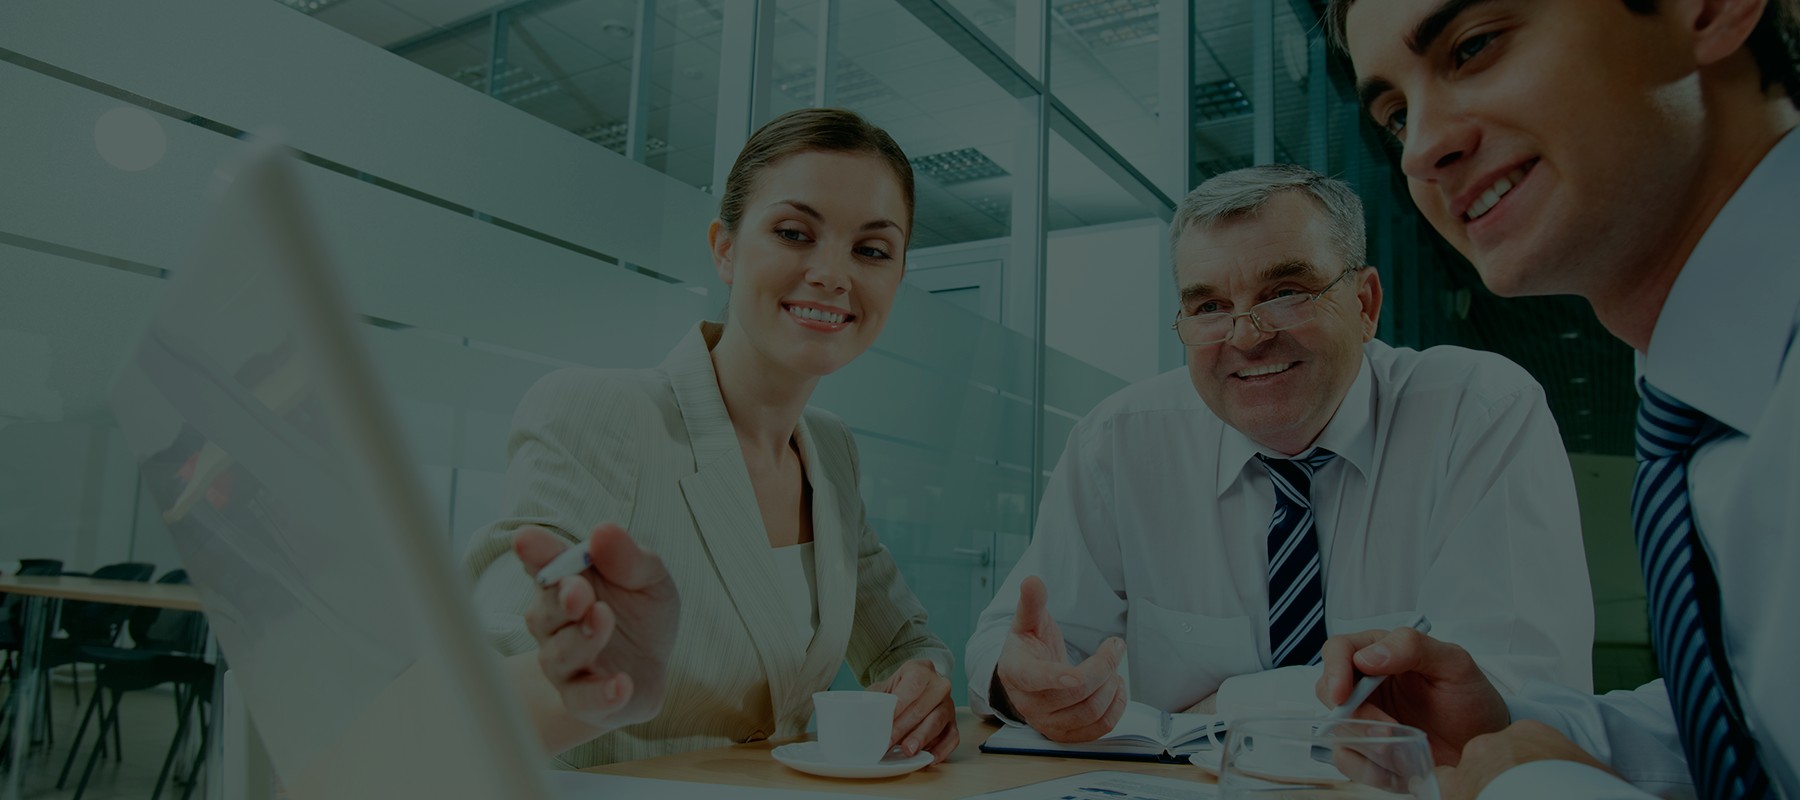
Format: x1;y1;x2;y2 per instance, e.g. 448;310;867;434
1479;761;1657;800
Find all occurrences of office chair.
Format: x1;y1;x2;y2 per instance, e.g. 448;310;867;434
60;569;211;800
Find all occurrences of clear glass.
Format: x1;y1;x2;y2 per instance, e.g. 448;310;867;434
1218;717;1439;799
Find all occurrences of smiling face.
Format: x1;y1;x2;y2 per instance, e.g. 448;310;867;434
1177;191;1382;455
1345;0;1709;300
709;150;909;381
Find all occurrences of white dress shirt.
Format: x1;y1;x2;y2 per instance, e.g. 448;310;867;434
965;339;1594;716
1489;131;1800;799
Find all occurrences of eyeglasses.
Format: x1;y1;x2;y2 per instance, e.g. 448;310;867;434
1170;266;1362;347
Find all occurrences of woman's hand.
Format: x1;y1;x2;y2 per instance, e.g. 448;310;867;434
514;524;680;731
869;659;959;764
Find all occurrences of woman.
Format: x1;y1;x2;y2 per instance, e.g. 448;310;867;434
466;108;959;768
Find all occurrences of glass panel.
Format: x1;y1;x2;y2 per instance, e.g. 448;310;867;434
1191;0;1256;180
773;0;1039;704
1050;0;1164;175
944;0;1019;58
643;0;724;189
1042;126;1156;484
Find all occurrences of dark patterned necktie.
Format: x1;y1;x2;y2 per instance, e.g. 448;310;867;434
1633;381;1768;798
1258;449;1336;668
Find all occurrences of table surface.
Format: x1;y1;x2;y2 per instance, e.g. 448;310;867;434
585;710;1214;797
0;574;204;611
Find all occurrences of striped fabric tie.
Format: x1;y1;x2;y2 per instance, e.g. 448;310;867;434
1633;381;1769;798
1258;449;1336;669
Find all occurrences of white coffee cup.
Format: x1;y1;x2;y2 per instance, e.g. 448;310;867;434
812;691;897;765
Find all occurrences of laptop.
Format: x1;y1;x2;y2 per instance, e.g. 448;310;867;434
107;144;878;799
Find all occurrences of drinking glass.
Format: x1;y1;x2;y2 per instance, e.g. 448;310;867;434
1217;717;1439;799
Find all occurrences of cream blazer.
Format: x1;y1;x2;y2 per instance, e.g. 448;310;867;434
465;322;952;768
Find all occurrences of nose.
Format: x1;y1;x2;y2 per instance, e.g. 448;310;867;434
805;256;851;294
1398;96;1479;182
1224;313;1274;350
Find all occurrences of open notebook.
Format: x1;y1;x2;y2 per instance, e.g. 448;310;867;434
979;702;1228;763
978;666;1331;764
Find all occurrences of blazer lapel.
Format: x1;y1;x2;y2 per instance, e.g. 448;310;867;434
664;324;807;715
792;414;855;698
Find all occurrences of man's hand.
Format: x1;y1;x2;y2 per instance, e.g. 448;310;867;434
994;576;1127;743
515;524;680;731
1314;627;1508;765
869;659;959;764
1435;721;1614;800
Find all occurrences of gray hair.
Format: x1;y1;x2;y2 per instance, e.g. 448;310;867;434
1169;164;1367;281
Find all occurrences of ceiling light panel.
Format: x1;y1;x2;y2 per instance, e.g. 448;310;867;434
910;148;1009;185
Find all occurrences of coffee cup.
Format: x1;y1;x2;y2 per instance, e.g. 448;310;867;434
811;691;897;765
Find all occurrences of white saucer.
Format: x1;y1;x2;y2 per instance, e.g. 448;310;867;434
770;742;933;779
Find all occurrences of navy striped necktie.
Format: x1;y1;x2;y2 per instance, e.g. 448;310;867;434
1258;449;1336;668
1633;381;1768;798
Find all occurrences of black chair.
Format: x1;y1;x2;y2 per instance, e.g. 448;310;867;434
36;561;155;754
60;569;211;800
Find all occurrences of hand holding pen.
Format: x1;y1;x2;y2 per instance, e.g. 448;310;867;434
514;524;681;731
1313;616;1510;766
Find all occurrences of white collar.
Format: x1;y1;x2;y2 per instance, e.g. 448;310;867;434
1644;128;1800;432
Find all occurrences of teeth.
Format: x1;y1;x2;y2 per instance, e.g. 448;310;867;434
1236;363;1293;378
1466;166;1528;221
788;305;847;324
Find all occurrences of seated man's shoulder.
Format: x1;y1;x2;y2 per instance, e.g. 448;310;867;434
1373;340;1542;405
1083;367;1202;425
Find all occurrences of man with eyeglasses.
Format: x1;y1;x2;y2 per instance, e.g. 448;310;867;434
964;164;1593;744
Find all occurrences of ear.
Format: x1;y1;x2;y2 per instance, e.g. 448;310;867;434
1688;0;1766;67
708;219;734;285
1355;267;1383;342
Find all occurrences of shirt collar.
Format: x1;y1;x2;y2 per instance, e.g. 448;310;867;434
1643;128;1800;433
1216;351;1376;496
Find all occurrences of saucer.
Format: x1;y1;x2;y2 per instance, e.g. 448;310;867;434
770;742;933;779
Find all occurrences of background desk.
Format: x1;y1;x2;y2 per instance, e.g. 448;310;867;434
0;575;209;800
585;710;1213;797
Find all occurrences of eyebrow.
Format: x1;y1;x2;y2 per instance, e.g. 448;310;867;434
1354;0;1497;115
774;200;902;235
1178;261;1325;306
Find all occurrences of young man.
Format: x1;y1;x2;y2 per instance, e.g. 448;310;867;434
963;165;1592;743
1321;0;1800;797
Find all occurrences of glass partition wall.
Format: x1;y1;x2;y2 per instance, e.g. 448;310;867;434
2;0;1645;794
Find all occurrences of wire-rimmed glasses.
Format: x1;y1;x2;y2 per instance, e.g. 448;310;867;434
1171;266;1362;347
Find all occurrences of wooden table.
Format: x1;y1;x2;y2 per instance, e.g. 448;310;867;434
0;574;202;611
586;710;1214;797
0;574;207;800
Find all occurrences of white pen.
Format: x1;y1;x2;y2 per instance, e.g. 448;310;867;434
534;544;593;588
1324;613;1432;720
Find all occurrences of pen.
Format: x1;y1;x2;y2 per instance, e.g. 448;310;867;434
534;544;592;588
1324;613;1432;720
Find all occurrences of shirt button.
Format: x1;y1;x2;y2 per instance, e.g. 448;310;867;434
1181;622;1192;633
